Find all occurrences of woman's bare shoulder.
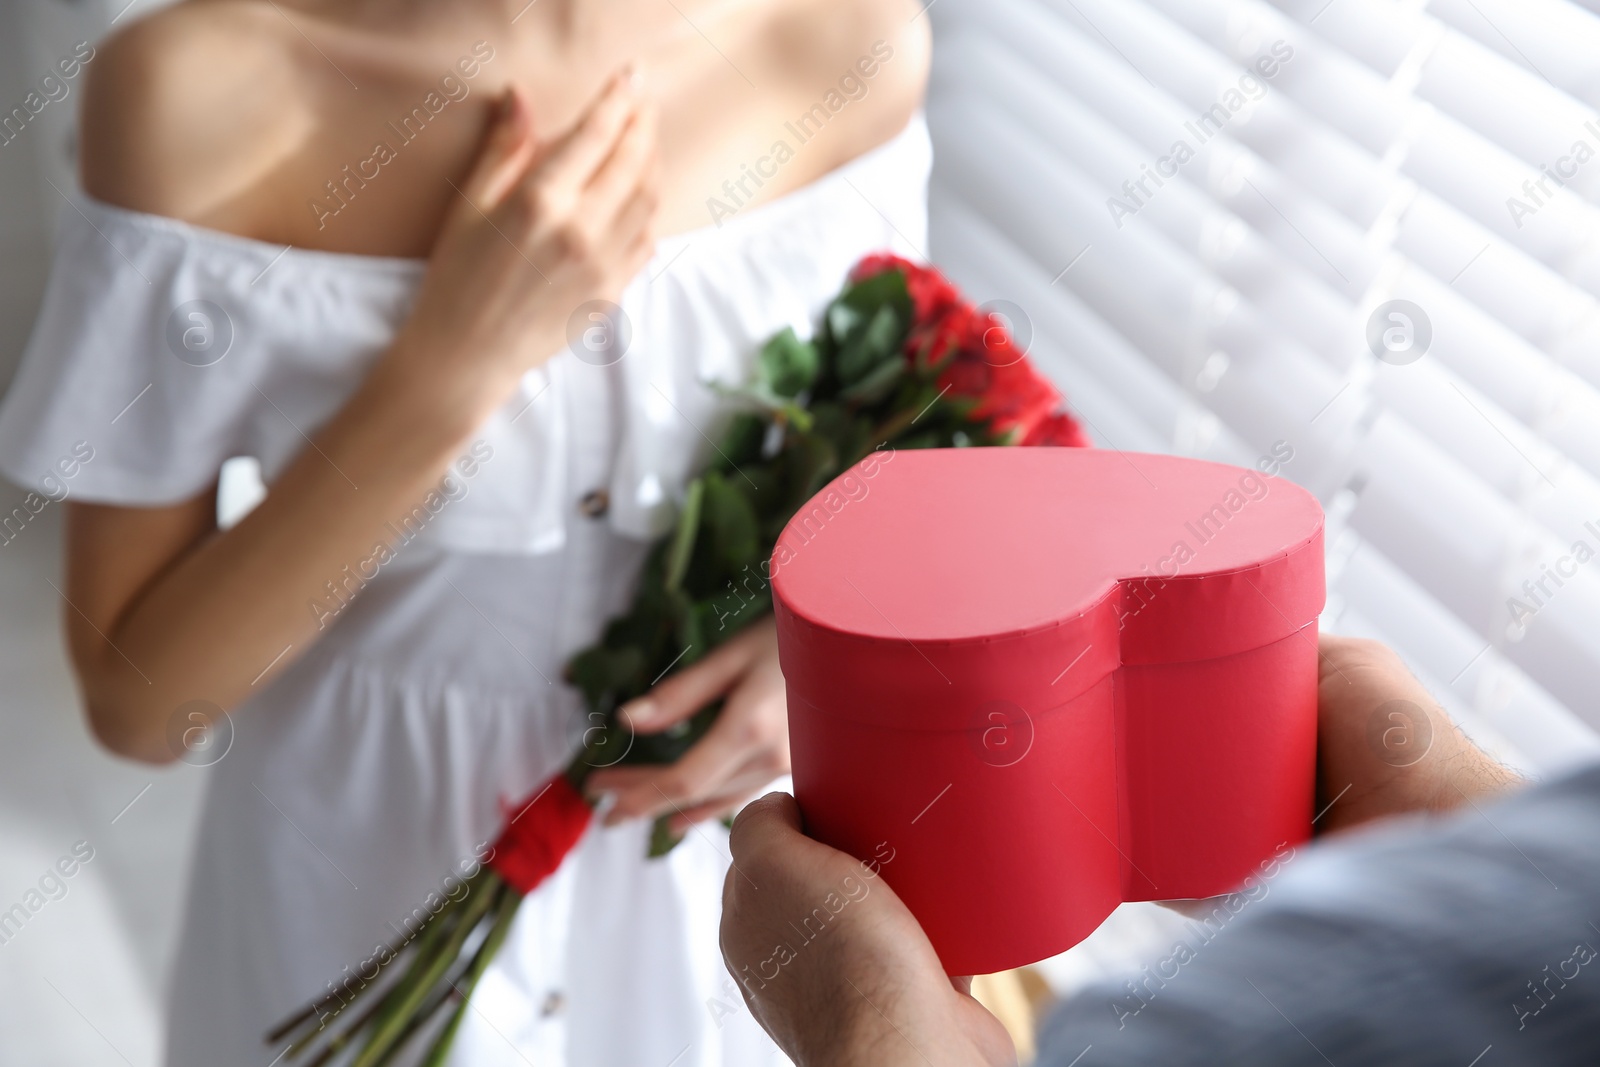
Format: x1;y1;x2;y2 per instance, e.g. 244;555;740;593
769;0;930;131
80;1;315;225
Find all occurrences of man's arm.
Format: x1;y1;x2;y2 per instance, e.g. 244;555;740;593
721;635;1549;1065
1038;762;1600;1064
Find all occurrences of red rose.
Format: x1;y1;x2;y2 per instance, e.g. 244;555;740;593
938;335;1060;439
936;348;993;400
907;271;961;324
850;252;912;283
909;302;977;370
851;252;961;324
852;251;1090;449
1022;411;1092;448
980;360;1061;440
972;310;1025;368
489;775;594;895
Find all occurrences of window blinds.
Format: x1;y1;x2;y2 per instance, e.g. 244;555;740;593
926;0;1600;773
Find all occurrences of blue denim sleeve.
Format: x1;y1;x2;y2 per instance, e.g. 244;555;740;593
1036;765;1600;1067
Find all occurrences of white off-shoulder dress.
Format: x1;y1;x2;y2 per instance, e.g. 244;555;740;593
0;117;929;1066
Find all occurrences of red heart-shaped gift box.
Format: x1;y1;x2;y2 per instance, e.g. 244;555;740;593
772;447;1324;975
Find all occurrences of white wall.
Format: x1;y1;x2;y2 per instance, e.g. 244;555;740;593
0;7;205;1067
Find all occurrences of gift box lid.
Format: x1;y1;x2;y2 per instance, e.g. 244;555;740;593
772;448;1324;730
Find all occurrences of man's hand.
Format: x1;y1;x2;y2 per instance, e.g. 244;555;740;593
721;794;1016;1067
1312;634;1522;835
1162;634;1523;916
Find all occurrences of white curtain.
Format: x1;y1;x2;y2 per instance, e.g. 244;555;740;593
926;0;1600;775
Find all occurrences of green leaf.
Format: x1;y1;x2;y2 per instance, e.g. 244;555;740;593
628;699;722;766
806;402;871;467
701;472;761;573
664;478;704;593
828;270;911;347
565;646;645;706
666;587;706;668
717;412;768;469
780;434;840;522
759;327;820;398
707;586;772;645
648;816;685;858
838;352;905;406
825;299;865;350
825;271;911;390
778;402;814;434
836;304;903;386
891;429;943;451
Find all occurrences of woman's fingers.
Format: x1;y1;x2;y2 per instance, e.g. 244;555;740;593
607;145;663;270
596;660;788;825
660;745;796;831
455;88;538;213
601;164;660;250
664;790;750;834
453;68;640;222
601;758;774;829
527;68;642;201
596;714;755;824
397;67;664;396
586;104;658;222
619;628;762;733
593;623;786;824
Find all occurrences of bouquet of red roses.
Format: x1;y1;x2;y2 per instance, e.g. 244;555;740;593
266;253;1088;1065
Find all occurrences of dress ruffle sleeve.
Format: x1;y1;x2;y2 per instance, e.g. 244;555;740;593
0;115;929;550
0;196;417;507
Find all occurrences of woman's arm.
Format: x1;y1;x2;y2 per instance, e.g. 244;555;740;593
67;74;661;763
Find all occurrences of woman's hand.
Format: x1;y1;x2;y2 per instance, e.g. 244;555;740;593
385;68;661;415
62;69;661;762
587;618;790;834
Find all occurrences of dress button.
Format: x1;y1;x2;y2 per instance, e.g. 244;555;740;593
540;990;566;1017
578;488;610;519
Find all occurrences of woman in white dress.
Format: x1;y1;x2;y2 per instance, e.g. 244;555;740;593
0;1;928;1063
